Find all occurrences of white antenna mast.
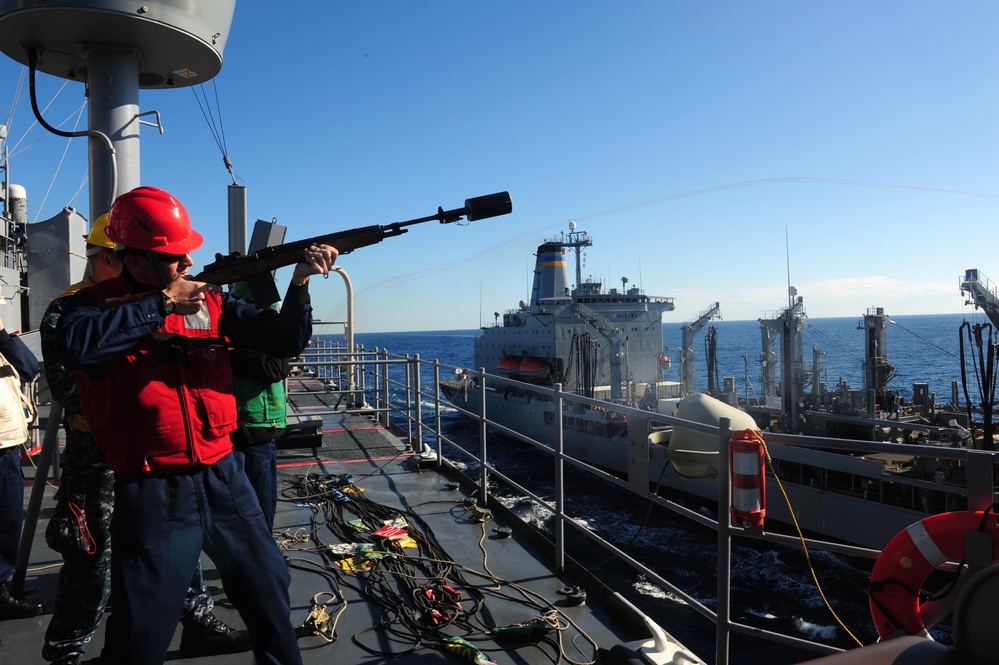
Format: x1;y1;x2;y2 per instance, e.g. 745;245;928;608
785;227;793;308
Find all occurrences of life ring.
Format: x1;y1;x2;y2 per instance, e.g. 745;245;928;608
868;509;999;639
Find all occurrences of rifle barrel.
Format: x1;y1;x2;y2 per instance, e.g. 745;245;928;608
195;191;512;286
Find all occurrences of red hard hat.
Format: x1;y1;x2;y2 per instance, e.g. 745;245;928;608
106;186;204;254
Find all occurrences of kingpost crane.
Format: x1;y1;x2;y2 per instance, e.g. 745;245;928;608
679;302;722;395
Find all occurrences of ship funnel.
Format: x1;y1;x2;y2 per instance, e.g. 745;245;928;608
530;241;570;307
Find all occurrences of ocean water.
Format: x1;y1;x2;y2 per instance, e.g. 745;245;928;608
343;313;980;663
674;313;980;407
353;312;978;402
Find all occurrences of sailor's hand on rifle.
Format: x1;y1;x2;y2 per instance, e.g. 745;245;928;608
292;244;337;286
162;278;221;316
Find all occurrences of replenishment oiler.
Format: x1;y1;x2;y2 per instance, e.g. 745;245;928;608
440;221;994;551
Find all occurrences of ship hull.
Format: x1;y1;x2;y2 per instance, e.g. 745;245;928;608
441;381;973;550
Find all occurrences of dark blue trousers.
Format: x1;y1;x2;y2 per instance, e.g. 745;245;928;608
0;446;23;582
100;453;301;665
236;439;278;531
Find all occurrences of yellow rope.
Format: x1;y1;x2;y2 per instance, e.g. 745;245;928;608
746;428;865;647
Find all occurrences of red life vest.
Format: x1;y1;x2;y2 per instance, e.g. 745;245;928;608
76;277;236;473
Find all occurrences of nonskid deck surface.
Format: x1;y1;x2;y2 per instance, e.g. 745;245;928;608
3;381;647;664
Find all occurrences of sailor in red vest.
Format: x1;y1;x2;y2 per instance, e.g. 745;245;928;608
41;214;254;664
56;186;336;665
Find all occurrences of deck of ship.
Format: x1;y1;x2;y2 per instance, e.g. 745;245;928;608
1;377;658;664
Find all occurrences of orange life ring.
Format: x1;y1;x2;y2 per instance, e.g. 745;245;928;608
868;509;999;638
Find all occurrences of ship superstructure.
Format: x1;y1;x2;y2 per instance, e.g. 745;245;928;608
442;223;681;475
473;222;678;407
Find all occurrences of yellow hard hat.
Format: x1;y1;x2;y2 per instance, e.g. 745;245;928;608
84;214;115;255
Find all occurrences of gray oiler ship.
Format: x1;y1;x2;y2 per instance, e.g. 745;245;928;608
441;225;994;551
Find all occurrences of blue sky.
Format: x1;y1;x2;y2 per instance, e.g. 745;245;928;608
2;2;998;332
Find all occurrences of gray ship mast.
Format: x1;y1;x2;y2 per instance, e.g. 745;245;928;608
0;1;237;328
862;306;895;414
565;221;592;296
758;286;806;431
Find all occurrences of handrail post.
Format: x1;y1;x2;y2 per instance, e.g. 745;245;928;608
404;356;414;449
352;343;363;402
369;348;379;422
553;382;565;573
433;360;442;467
478;368;488;507
716;416;732;665
414;354;423;453
380;349;390;426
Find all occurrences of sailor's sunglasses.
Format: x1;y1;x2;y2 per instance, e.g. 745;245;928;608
153;251;188;264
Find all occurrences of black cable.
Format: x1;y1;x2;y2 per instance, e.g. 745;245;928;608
26;47;117;209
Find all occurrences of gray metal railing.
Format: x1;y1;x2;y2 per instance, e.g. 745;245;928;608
293;338;999;665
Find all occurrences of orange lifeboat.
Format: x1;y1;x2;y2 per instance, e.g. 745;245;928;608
518;357;550;378
497;356;520;375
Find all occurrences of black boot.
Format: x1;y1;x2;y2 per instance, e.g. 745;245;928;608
179;612;252;657
0;581;43;620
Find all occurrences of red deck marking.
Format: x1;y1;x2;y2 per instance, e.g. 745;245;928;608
322;426;385;433
276;454;411;468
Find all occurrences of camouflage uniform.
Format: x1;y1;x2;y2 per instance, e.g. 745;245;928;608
41;282;214;663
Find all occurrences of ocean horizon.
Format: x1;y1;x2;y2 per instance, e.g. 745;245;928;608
345;312;981;402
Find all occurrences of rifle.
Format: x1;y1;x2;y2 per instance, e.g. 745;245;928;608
193;191;512;286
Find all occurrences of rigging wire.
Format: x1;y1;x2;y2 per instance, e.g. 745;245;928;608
804;322;851;354
2;71;90;221
889;319;960;361
1;67;29;153
190;79;237;184
33;104;87;222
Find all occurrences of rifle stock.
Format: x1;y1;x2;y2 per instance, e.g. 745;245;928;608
193;191;511;286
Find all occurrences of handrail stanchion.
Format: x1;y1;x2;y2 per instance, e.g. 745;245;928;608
433;359;442;467
380;349;389;426
553;382;565;573
404;356;414;449
362;344;375;401
414;354;423;453
716;416;732;665
478;367;488;507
